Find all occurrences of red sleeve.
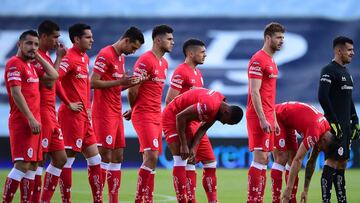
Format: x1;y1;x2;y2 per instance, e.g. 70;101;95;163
55;81;70;106
133;56;152;78
6;59;23;87
93;51;110;77
58;56;72;80
248;57;263;79
193;97;215;122
170;67;187;91
303;135;317;150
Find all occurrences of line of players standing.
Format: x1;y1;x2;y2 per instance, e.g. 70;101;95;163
1;20;359;203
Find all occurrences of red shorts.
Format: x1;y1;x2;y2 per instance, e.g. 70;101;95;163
163;119;215;162
274;120;298;152
246;116;274;152
9;118;42;162
132;120;162;153
93;116;125;149
41;113;64;153
58;109;97;152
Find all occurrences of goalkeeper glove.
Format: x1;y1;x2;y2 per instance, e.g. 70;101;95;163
330;122;342;139
351;114;360;140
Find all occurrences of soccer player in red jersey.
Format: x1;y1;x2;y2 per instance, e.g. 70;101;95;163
32;20;84;203
165;39;219;203
275;102;336;203
2;30;59;203
246;22;285;203
57;23;103;203
90;26;144;203
123;24;174;203
163;88;243;203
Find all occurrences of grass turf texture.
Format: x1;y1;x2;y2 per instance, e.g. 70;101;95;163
1;169;360;202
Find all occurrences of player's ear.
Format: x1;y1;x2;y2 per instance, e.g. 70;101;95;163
17;41;20;48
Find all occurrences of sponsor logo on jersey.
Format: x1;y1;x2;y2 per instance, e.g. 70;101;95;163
27;77;39;83
341;85;353;90
75;73;88;79
268;74;278;78
42;138;49;148
152;77;166;83
7;71;20;77
106;135;113;145
112;72;123;78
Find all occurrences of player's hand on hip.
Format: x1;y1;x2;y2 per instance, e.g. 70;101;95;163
123;109;132;120
28;117;41;135
68;102;83;112
259;118;271;134
300;191;308;203
330;122;343;139
180;144;190;160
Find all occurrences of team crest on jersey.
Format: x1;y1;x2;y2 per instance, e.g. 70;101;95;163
279;139;285;148
76;138;83;148
155;70;159;75
153;138;159;148
191;79;196;84
42;138;49;148
265;139;269;149
114;65;118;70
338;147;344;156
27;148;33;158
58;129;63;140
77;66;82;72
106;135;113;145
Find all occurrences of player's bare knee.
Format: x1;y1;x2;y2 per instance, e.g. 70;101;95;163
14;161;31;172
54;156;67;169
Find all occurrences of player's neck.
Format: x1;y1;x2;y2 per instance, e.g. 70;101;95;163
39;45;49;54
333;57;347;67
184;59;196;69
151;46;165;60
261;46;275;57
112;41;123;56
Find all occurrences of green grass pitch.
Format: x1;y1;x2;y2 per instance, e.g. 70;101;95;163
1;169;360;202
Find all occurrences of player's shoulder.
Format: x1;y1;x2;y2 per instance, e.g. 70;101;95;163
320;62;337;75
173;63;189;73
6;56;24;69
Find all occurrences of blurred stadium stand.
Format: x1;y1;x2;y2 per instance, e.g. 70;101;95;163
0;0;359;168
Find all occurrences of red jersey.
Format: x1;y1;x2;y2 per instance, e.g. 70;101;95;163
170;63;204;93
165;88;225;123
246;50;278;120
58;46;90;118
5;56;42;121
92;45;125;117
32;50;57;120
132;51;168;123
275;102;329;149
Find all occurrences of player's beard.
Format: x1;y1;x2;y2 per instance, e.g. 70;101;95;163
23;50;36;60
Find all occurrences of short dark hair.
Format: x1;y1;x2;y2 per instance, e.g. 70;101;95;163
182;38;205;57
333;36;353;49
264;22;285;37
68;23;91;43
19;30;38;41
152;24;173;40
122;26;145;44
229;105;244;124
38;20;60;36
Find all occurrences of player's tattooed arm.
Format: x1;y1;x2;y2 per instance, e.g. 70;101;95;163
300;145;320;203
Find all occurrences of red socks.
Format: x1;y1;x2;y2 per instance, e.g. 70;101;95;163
59;157;75;203
247;161;267;203
202;162;217;203
41;164;62;202
186;164;197;203
107;163;122;203
135;166;152;203
2;168;25;203
270;163;285;203
285;164;299;203
20;170;36;203
31;167;43;203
